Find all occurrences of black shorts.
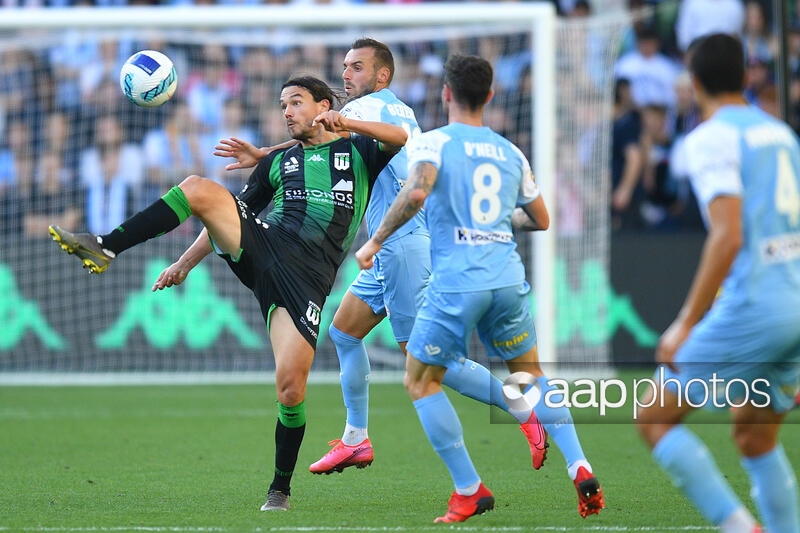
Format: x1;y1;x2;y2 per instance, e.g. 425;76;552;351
216;196;331;348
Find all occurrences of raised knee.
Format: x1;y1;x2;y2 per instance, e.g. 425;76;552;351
177;175;217;215
178;174;205;191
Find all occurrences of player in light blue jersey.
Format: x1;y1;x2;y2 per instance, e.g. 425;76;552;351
214;39;547;476
356;54;605;523
636;33;800;533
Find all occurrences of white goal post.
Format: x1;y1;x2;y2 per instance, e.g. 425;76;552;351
0;3;627;382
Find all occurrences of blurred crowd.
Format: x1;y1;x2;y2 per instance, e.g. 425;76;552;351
611;0;800;232
1;0;799;240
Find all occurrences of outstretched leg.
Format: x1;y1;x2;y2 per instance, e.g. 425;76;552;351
50;176;241;273
506;346;605;517
441;356;548;469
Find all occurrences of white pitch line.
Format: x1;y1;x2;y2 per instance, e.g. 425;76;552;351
0;526;719;532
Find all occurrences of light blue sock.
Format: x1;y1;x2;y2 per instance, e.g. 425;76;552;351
534;376;586;466
741;444;800;533
442;358;507;411
653;425;741;525
329;324;370;429
414;391;480;490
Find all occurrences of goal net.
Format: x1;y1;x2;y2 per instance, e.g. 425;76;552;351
0;4;630;382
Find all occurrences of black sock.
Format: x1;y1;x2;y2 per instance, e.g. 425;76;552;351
269;419;306;495
100;187;191;255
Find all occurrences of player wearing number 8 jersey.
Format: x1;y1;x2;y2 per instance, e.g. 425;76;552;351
356;54;604;523
637;33;800;533
308;39;548;475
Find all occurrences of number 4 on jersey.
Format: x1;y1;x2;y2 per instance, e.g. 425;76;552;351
776;148;800;228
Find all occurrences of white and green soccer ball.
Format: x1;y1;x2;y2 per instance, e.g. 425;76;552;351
119;50;178;108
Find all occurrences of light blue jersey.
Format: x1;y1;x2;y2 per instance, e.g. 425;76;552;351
405;123;540;293
666;104;800;412
686;105;800;316
340;88;426;242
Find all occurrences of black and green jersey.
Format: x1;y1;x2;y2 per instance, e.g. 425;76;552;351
238;135;392;278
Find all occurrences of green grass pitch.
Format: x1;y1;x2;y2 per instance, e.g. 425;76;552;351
1;375;798;532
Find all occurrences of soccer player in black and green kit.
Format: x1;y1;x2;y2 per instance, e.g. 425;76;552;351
48;76;407;511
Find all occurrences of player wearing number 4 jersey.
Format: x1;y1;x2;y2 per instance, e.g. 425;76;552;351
637;33;800;533
356;54;604;523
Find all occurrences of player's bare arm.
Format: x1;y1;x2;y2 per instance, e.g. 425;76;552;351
512;197;550;231
214;137;299;170
369;120;407;153
657;195;742;367
313;110;407;152
152;228;214;291
355;161;435;270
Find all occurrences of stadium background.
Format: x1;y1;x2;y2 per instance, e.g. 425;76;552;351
0;0;795;379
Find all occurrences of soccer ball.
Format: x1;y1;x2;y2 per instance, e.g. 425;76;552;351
119;50;178;108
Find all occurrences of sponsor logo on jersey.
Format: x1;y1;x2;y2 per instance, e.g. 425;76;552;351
761;233;800;263
284;156;300;173
454;227;512;245
285;188;354;208
332;178;353;192
333;152;351;171
493;331;529;349
307;154;325;163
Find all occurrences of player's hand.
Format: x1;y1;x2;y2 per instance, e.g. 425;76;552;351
213;137;265;171
152;262;190;291
655;319;691;371
611;186;632;211
355;239;381;270
313;111;349;133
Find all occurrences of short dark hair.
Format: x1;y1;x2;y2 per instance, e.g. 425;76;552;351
614;77;631;104
688;33;745;95
444;54;493;111
281;76;342;108
351;37;395;84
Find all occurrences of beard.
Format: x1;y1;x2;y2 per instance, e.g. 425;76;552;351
345;76;378;103
288;121;314;141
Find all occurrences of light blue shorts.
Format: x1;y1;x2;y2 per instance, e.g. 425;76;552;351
406;282;537;366
661;306;800;413
348;228;431;343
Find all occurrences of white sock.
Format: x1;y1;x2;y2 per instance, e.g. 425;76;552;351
567;459;592;480
456;480;481;496
719;507;758;533
341;423;368;446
